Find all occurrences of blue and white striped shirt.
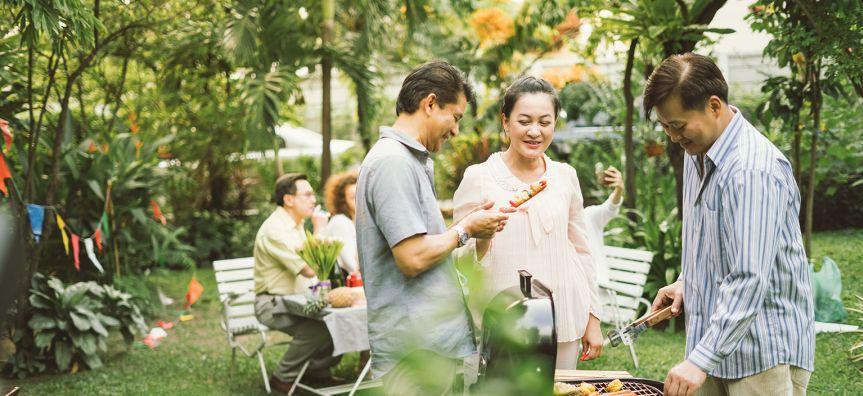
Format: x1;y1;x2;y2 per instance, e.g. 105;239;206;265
681;107;815;379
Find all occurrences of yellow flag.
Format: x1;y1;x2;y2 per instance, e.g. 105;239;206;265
56;213;70;255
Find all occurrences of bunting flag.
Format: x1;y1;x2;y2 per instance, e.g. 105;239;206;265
71;233;80;271
26;204;45;242
83;238;105;273
184;277;204;308
0;154;10;196
94;228;102;252
56;213;70;255
0;118;11;152
151;199;166;225
100;212;110;239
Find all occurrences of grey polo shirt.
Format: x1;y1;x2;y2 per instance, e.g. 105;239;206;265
355;126;476;378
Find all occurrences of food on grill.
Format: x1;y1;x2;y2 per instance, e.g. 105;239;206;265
551;381;606;395
553;382;579;395
509;180;548;207
578;382;597;395
599;392;636;396
605;378;623;392
327;287;354;308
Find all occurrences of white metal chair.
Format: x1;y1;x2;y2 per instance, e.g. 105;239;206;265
214;257;283;393
214;257;376;395
597;246;654;368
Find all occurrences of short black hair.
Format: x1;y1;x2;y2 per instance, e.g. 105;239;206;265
500;76;561;120
643;53;728;116
396;61;476;116
273;173;308;206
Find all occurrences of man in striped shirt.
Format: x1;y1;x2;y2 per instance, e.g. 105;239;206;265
644;53;814;396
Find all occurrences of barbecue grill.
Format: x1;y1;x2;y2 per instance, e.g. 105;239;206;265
474;270;664;395
570;378;665;395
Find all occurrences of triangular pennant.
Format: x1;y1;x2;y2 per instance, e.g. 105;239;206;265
151;199;166;225
100;212;109;240
71;233;80;271
26;204;44;243
0;154;10;196
0;118;11;152
56;213;70;255
83;238;104;273
94;228;102;252
185;277;204;308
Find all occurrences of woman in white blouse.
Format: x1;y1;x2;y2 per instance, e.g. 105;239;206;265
323;171;360;281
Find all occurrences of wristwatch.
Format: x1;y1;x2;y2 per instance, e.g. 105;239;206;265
452;225;470;248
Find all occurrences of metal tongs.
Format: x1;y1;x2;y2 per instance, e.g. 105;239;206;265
607;305;674;347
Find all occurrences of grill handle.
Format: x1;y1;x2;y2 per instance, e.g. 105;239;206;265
518;270;532;298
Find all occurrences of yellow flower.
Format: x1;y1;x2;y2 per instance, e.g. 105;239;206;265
498;63;511;78
792;52;805;65
541;65;587;89
470;8;514;47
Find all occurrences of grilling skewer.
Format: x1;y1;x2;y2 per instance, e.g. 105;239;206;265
606;305;674;347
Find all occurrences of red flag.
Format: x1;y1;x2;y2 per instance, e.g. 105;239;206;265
71;233;80;271
0;118;11;152
94;228;102;252
185;276;204;308
150;199;167;225
0;154;10;196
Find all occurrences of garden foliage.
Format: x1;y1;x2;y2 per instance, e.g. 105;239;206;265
6;274;147;378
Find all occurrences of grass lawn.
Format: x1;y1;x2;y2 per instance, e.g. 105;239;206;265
5;229;862;395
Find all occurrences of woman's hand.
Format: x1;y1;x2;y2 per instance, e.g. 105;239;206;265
580;313;604;361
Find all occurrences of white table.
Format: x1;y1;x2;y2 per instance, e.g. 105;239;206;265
279;294;370;356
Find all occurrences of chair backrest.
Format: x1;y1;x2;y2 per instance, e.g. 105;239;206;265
599;246;654;324
213;257;261;334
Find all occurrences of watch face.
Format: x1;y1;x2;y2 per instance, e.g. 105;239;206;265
459;232;470;246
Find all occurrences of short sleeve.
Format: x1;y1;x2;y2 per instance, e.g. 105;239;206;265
365;156;428;248
260;232;306;275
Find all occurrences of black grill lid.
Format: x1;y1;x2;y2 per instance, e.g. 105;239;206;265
475;270;557;395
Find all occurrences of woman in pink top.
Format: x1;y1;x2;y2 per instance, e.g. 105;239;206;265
454;76;603;369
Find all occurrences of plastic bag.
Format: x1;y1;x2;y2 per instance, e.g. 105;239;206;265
809;256;847;323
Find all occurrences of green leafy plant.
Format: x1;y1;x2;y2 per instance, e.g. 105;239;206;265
6;274;147;378
297;231;344;282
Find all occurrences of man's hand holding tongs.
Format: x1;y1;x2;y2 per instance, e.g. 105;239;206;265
651;280;684;316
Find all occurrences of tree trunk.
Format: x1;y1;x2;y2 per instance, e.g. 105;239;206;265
25;48;59;201
106;54;131;133
803;61;822;257
792;119;802;188
623;39;638;214
357;94;372;153
320;0;334;189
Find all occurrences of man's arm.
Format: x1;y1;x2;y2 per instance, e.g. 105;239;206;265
391;205;510;277
391;230;460;277
686;170;786;372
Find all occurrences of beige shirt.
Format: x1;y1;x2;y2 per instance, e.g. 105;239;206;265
254;207;315;295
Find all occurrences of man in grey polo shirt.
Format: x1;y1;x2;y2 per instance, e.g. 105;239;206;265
356;61;512;395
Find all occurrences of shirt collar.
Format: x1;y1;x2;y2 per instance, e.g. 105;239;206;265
693;105;743;171
379;126;429;158
276;206;304;231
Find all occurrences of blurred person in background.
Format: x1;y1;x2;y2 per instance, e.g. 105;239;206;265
323;170;360;284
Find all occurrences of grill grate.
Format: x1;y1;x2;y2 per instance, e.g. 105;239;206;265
566;379;664;396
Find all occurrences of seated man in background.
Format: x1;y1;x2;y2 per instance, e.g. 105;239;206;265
253;173;341;393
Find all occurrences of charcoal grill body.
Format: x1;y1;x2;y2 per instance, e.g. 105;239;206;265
475;270;557;395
